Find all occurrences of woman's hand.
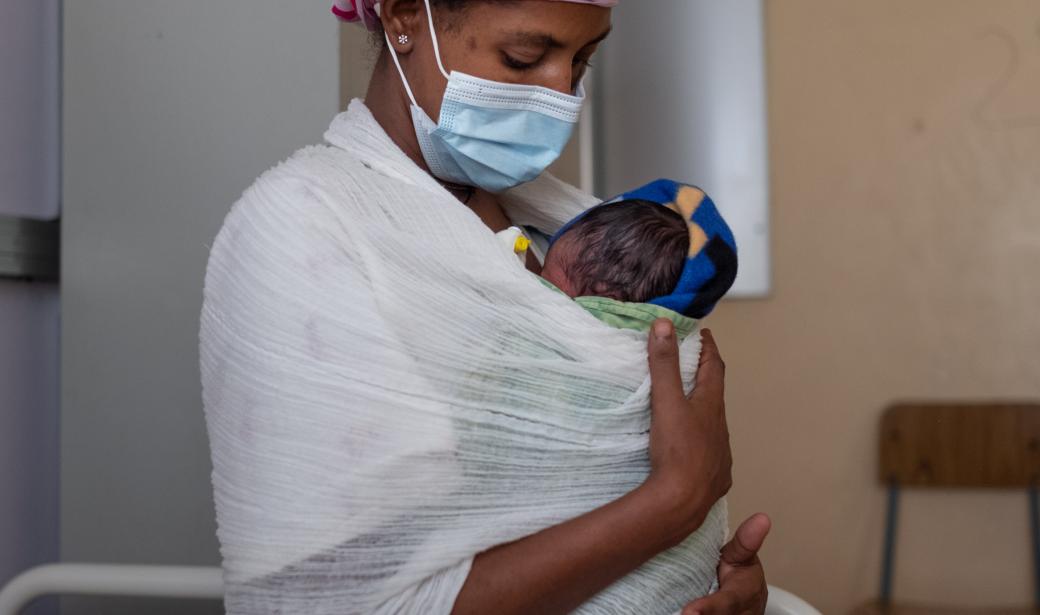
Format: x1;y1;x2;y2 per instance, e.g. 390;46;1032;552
643;320;733;543
683;513;771;615
452;321;760;615
643;320;771;615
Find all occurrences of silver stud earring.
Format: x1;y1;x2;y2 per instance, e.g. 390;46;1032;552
397;33;409;45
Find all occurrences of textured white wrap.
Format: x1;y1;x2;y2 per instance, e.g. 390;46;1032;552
200;100;727;614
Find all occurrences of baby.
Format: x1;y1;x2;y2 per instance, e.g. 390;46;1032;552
541;199;691;304
538;179;738;321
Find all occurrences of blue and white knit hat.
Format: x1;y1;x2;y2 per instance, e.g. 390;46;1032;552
550;179;739;318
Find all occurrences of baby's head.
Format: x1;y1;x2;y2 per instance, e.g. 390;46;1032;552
542;199;689;304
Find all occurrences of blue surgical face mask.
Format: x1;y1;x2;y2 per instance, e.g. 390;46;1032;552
385;0;585;193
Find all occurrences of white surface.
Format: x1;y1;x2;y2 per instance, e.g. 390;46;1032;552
0;564;223;615
596;0;771;297
0;0;61;219
764;585;825;615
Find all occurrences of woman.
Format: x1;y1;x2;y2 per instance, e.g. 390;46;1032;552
201;0;770;613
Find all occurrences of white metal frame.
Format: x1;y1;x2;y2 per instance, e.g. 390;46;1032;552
0;563;821;615
0;564;223;615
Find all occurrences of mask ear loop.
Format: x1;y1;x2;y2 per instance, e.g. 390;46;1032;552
384;29;420;107
384;0;450;107
422;0;451;79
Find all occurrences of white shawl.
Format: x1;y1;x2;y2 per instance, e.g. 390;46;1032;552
200;100;726;614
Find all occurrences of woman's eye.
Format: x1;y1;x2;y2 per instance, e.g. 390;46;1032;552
502;52;538;71
571;57;593;89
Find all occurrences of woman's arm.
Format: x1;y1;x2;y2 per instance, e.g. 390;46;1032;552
452;322;741;615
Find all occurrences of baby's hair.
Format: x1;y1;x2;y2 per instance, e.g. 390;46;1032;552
555;199;689;304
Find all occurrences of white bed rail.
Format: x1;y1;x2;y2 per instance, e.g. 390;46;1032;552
0;564;223;615
0;563;822;615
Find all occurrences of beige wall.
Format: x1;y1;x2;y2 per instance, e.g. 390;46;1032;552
339;23;374;105
716;1;1040;612
341;2;1040;610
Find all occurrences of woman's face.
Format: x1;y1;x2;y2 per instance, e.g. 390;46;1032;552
387;0;612;121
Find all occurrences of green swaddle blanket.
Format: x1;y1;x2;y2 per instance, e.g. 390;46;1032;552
542;277;700;339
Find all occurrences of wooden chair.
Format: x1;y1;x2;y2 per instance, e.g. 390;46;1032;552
854;403;1040;615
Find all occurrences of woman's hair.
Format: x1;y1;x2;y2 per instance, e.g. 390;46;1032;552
554;200;690;304
371;0;514;42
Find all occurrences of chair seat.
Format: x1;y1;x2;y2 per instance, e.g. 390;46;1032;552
853;600;1039;615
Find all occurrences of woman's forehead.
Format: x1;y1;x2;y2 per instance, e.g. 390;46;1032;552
496;25;613;50
459;2;612;46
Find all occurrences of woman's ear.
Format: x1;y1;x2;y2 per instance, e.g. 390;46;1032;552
380;0;423;55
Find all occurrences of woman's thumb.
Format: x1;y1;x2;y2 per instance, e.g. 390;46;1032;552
648;319;685;414
721;513;772;565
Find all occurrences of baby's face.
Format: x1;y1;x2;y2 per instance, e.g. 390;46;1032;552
540;237;580;298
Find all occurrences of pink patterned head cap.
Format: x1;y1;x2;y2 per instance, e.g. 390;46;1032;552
332;0;617;31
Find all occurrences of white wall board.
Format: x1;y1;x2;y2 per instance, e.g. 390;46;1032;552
596;0;771;297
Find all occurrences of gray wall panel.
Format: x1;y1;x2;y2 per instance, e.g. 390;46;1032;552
1;1;61;612
61;2;339;613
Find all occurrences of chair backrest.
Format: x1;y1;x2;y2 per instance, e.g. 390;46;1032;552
879;402;1040;488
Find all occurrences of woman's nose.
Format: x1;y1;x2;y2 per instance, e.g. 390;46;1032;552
543;64;579;95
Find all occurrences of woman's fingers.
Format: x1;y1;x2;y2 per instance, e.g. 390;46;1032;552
681;589;741;615
690;328;725;400
648;319;685;413
682;585;766;615
681;514;772;615
720;513;771;566
681;551;769;615
645;321;734;542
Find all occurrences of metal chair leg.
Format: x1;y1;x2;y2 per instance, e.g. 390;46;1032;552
880;480;900;605
1029;484;1040;609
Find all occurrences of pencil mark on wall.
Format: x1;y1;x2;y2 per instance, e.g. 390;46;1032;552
971;26;1040;130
